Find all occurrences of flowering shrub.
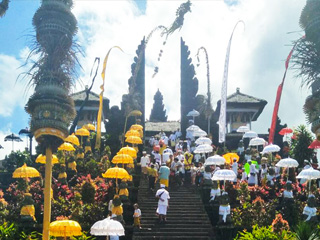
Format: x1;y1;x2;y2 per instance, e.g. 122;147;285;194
232;196;277;229
235;224;295;240
0;190;8;224
272;213;290;233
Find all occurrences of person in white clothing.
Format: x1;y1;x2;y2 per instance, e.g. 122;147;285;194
248;160;258;186
140;151;150;178
161;135;169;146
156;184;170;223
231;158;238;183
241;167;248;182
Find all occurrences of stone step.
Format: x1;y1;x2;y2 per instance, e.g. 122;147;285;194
133;236;211;240
140;223;212;229
137;227;211;233
140;209;206;213
140;219;211;224
135;231;210;237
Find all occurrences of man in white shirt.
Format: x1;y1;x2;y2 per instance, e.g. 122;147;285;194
140;151;150;178
163;147;173;165
151;150;161;168
156;184;170;223
175;128;182;139
161;135;169;146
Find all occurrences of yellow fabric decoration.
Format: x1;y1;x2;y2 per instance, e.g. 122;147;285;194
77;153;84;159
95;46;123;150
58;172;67;179
119;188;129;197
20;205;36;221
85;145;92;153
112;205;123;216
160;179;169;187
68;161;77;172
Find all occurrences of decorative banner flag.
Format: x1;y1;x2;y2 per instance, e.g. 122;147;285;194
219;21;244;143
95;46;123;150
268;39;302;144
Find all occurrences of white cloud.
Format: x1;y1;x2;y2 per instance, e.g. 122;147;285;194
71;0;309;135
0;0;312;148
0;48;32;117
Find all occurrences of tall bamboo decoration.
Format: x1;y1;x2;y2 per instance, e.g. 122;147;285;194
196;47;213;135
25;0;78;239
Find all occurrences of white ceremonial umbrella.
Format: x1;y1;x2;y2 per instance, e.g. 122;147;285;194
237;126;250;133
90;217;125;238
192;129;207;137
187;109;200;118
276;158;299;168
262;144;280;154
194;144;213;153
249;137;266;146
195;137;212;145
243;131;258;138
296;168;320;192
186;125;200;132
276;158;299;175
212;169;237;189
205;155;225;166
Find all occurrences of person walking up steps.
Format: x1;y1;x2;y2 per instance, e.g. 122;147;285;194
156;184;170;223
159;162;170;188
133;203;142;229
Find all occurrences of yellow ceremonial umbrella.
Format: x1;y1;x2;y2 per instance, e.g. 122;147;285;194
83;123;96;131
102;166;131;191
50;220;82;240
36;154;59;164
130;124;143;131
112;154;133;165
125;136;142;144
64;133;80;146
102;166;130;179
58;142;76;152
75;128;90;137
125;130;140;138
75;128;90;147
118;146;137;158
13;163;40;192
223;153;240;165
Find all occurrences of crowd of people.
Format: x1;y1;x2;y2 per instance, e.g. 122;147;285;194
137;127;320;227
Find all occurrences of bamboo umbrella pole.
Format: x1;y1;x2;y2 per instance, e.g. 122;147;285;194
43;147;53;240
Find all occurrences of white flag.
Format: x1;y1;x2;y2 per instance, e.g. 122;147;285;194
218;21;243;143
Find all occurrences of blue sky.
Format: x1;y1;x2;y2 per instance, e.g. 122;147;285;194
0;0;310;158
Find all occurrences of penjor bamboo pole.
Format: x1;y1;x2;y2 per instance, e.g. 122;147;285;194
43;147;53;240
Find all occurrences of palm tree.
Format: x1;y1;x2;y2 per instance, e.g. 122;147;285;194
294;0;320;140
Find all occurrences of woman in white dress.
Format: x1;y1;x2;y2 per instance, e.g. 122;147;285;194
248;160;258;186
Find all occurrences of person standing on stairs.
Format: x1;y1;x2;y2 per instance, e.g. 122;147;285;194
148;164;158;191
156;184;170;223
140;151;150;179
159;162;170;188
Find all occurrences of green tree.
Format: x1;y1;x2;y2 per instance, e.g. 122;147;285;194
3;150;32;172
149;89;167;122
290;125;314;166
0;0;9;18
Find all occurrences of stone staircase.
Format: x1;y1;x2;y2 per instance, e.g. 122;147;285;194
132;178;214;239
